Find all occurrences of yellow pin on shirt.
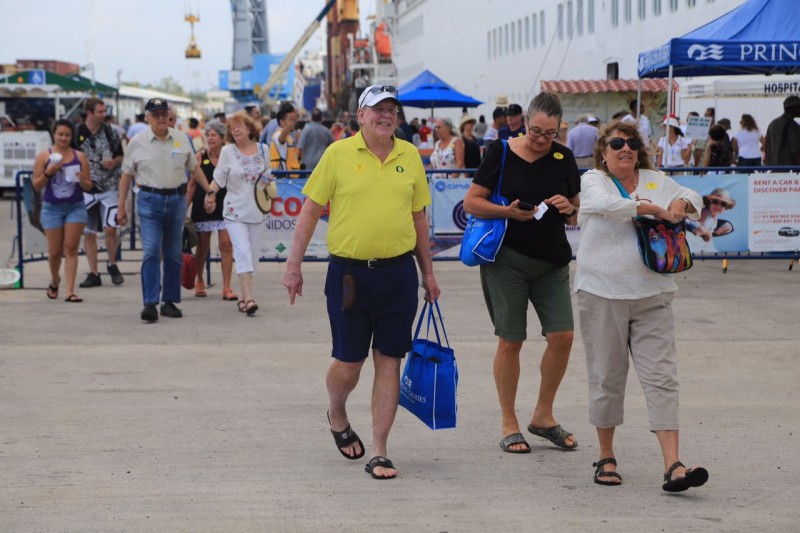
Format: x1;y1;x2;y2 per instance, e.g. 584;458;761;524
355;163;364;171
203;159;210;165
553;153;564;160
174;141;181;148
646;182;658;190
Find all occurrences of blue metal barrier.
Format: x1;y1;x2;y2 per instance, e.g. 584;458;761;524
13;166;799;288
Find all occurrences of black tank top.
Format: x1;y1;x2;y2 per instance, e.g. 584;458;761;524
463;135;481;170
190;150;226;222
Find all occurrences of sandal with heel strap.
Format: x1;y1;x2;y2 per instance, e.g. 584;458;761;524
593;457;622;486
662;460;709;492
194;280;207;297
222;287;238;301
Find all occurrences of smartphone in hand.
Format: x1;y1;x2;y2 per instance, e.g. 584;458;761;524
518;201;535;211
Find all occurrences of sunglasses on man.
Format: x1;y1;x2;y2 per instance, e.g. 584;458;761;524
358;85;398;107
608;137;643;151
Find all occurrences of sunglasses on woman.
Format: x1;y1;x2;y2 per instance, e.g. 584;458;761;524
608;137;643;151
709;198;730;208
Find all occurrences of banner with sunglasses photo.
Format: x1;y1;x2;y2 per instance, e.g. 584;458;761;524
675;173;749;254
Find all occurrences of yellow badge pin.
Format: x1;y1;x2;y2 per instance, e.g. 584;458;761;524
554;153;564;160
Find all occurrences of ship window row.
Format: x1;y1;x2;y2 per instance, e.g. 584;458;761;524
611;0;702;27
557;0;596;41
487;10;547;59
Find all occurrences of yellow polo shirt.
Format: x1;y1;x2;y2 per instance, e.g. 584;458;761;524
121;127;195;189
303;131;430;259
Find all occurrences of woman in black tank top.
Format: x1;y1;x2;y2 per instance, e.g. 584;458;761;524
460;115;482;172
187;121;237;300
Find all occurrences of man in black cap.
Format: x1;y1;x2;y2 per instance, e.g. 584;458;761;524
116;98;208;322
498;103;526;140
483;107;507;142
765;96;800;166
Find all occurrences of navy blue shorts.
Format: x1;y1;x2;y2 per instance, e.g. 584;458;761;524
325;254;419;362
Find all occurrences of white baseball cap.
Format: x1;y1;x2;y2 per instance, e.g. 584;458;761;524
358;85;400;109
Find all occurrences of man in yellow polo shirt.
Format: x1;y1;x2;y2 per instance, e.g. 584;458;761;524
283;85;440;481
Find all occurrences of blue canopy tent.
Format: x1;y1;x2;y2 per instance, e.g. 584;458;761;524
397;69;482;116
636;0;800;125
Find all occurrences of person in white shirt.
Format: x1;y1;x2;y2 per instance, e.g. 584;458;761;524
576;119;708;492
482;107;507;142
204;111;276;316
621;99;652;147
656;117;692;168
732;114;765;167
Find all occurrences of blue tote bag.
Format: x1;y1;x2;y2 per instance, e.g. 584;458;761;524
399;301;458;430
459;140;509;266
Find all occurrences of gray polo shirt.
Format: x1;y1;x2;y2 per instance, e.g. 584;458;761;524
297;121;334;170
567;122;599;158
121;127;196;189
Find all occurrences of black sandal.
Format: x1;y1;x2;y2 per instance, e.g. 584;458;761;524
365;456;397;480
662;461;709;492
593;457;622;486
47;283;58;299
327;411;365;460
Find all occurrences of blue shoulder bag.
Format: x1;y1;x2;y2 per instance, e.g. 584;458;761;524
459;140;509;266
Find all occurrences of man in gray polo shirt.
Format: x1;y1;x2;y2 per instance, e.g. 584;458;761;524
116;98;208;322
567;115;600;169
297;108;334;171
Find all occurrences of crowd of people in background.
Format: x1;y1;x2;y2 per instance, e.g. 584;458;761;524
28;89;800;309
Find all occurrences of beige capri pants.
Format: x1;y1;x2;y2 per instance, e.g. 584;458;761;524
577;290;679;432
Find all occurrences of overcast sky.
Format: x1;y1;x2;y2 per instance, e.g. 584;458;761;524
0;0;362;92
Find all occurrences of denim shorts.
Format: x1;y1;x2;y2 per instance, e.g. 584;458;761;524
40;201;88;230
325;254;419;362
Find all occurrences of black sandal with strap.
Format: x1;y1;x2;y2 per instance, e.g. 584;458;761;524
327;411;365;460
593;457;622;486
662;461;709;492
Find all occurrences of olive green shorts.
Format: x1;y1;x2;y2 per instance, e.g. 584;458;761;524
479;246;574;341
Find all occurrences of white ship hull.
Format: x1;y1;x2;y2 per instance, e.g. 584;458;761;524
387;0;784;126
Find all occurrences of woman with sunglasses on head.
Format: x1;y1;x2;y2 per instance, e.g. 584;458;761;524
33;119;92;302
464;93;580;455
575;119;708;492
186;119;237;301
685;187;736;254
204;111;274;316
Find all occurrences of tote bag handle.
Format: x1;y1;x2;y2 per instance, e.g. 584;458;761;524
412;301;450;349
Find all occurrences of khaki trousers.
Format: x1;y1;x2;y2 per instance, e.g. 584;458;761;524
577;290;680;431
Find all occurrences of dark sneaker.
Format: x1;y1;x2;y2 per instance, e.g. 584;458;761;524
160;301;183;318
141;303;158;322
79;272;102;288
107;263;124;285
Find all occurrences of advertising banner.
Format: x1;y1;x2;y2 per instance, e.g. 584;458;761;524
430;177;472;235
748;173;800;252
260;179;329;259
674;173;750;255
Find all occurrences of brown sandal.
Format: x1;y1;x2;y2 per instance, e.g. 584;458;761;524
237;300;247;313
64;294;83;303
245;300;258;315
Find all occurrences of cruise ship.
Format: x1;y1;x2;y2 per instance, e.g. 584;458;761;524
384;0;761;124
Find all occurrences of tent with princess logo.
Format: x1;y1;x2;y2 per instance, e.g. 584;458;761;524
635;0;800;122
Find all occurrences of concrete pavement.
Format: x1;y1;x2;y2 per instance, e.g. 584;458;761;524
1;202;799;531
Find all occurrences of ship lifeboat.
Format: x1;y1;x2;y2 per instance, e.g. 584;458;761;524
375;22;392;60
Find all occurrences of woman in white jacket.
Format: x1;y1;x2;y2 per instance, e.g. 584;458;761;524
575;119;709;492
